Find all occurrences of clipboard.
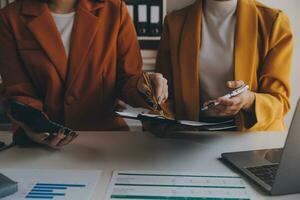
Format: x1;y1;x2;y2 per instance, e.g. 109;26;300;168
115;111;236;130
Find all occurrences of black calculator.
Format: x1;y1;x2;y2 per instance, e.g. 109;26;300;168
10;101;75;136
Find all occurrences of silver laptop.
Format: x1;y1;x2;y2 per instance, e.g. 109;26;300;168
222;99;300;195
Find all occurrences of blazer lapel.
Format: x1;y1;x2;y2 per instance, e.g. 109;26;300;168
234;0;258;87
22;0;68;81
179;0;202;121
66;0;105;91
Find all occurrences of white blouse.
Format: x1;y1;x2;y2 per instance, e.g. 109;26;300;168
199;0;238;116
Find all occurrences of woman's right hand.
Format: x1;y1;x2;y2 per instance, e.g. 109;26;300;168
8;114;77;148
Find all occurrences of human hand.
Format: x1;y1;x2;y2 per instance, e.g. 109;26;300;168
137;72;168;104
203;81;255;117
8;114;77;148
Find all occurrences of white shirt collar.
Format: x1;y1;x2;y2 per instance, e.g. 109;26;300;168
204;0;238;17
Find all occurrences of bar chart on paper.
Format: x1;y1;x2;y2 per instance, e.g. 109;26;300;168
24;182;86;199
106;171;254;200
0;169;101;200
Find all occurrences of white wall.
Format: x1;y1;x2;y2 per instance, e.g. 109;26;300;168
166;0;300;128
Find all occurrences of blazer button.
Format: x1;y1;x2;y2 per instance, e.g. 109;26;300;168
65;96;76;106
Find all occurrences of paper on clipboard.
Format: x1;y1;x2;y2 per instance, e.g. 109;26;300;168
115;111;235;129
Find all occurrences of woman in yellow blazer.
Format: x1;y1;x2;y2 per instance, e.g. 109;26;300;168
156;0;293;131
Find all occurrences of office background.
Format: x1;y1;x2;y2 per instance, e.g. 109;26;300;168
0;0;299;129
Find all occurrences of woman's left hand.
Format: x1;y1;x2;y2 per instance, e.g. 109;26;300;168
205;80;256;117
137;72;168;104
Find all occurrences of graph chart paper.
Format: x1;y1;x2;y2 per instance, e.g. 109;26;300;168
106;171;254;200
1;169;101;200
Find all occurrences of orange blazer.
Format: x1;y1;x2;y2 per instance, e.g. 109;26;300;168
157;0;293;131
0;0;146;131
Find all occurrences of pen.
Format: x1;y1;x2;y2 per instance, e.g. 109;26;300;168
201;85;250;111
142;72;164;115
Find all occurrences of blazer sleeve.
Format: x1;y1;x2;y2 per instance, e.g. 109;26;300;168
156;15;175;118
116;1;148;108
0;11;44;112
245;12;293;130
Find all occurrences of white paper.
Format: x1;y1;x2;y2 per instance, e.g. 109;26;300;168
140;113;163;118
116;112;163;119
150;6;160;24
115;111;139;119
106;171;254;200
138;5;147;22
178;119;234;127
1;169;101;200
116;111;235;128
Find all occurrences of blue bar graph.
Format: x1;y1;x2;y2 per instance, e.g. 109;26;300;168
31;189;53;192
36;183;86;187
25;183;86;199
33;186;67;190
26;196;54;199
28;192;65;196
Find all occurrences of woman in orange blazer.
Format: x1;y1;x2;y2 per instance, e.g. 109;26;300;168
156;0;293;132
0;0;168;147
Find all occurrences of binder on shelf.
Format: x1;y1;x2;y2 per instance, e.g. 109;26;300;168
137;3;149;36
125;0;166;50
149;0;163;36
126;0;149;37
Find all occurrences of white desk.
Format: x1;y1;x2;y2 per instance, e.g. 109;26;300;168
0;131;299;200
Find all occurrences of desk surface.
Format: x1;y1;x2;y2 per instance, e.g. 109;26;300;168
0;131;299;200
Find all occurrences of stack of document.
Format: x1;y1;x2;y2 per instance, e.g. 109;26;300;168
106;170;254;200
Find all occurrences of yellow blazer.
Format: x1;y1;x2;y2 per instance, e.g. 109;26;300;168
157;0;293;131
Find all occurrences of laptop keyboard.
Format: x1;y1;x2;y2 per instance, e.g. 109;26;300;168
246;164;279;186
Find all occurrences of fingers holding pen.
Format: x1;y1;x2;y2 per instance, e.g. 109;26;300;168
137;72;169;105
161;84;169;104
148;73;168;104
227;80;245;89
213;95;245;116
